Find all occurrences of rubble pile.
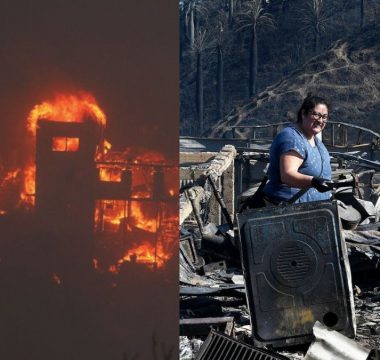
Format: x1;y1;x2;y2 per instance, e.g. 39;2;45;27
180;131;380;360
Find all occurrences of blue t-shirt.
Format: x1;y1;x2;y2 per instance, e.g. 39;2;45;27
263;125;331;203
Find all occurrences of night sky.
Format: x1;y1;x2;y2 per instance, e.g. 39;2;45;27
0;0;178;163
0;1;179;359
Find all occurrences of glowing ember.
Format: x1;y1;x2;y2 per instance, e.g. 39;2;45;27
1;170;21;186
92;258;99;270
109;265;118;274
103;139;112;153
52;273;61;286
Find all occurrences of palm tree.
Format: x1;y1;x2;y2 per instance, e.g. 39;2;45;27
213;9;231;120
298;0;331;54
228;0;237;27
179;2;187;61
184;0;208;48
237;0;276;97
192;29;211;135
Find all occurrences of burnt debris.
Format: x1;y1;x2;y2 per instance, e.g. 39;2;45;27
180;122;380;359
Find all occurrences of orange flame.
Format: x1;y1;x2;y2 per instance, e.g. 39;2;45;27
99;167;122;182
103;139;112;153
108;211;178;272
1;169;21;185
94;200;157;233
20;164;36;207
52;137;80;152
116;241;171;270
132;202;157;232
20;92;107;208
98;147;167;164
27;92;106;136
0;91;177;271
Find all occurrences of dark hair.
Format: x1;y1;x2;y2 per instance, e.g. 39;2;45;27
297;94;331;123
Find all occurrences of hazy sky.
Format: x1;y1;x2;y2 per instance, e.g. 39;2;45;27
0;0;178;164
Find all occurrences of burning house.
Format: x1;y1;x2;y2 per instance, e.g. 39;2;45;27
0;93;177;274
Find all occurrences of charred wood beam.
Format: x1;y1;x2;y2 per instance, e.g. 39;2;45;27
202;145;237;179
180;284;244;296
180;186;208;226
207;175;234;230
329;152;380;171
180;234;200;269
180;317;235;337
180;145;236;225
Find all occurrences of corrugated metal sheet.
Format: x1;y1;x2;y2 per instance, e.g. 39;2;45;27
304;321;370;360
195;330;289;360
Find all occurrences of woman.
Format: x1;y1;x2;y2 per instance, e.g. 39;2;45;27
262;94;333;204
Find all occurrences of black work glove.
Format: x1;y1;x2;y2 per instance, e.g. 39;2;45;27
311;177;333;193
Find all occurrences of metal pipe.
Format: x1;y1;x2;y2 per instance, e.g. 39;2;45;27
208;175;234;230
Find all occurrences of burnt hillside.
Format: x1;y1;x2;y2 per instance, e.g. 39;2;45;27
209;22;380;137
180;0;380;136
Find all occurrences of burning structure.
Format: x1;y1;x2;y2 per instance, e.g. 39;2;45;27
0;93;177;273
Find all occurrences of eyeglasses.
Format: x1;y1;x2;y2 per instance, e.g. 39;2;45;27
310;111;328;123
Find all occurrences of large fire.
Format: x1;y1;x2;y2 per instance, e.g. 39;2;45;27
106;212;178;273
0;91;177;271
94;200;158;233
26;92;106;136
118;241;171;269
19;92;107;207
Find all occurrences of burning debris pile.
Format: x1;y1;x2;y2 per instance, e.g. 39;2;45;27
0;91;178;274
179;124;380;360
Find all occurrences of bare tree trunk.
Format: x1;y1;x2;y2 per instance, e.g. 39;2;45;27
217;45;224;120
189;5;195;48
196;51;204;135
249;25;258;97
229;0;234;27
315;31;320;54
180;10;186;62
360;0;365;29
